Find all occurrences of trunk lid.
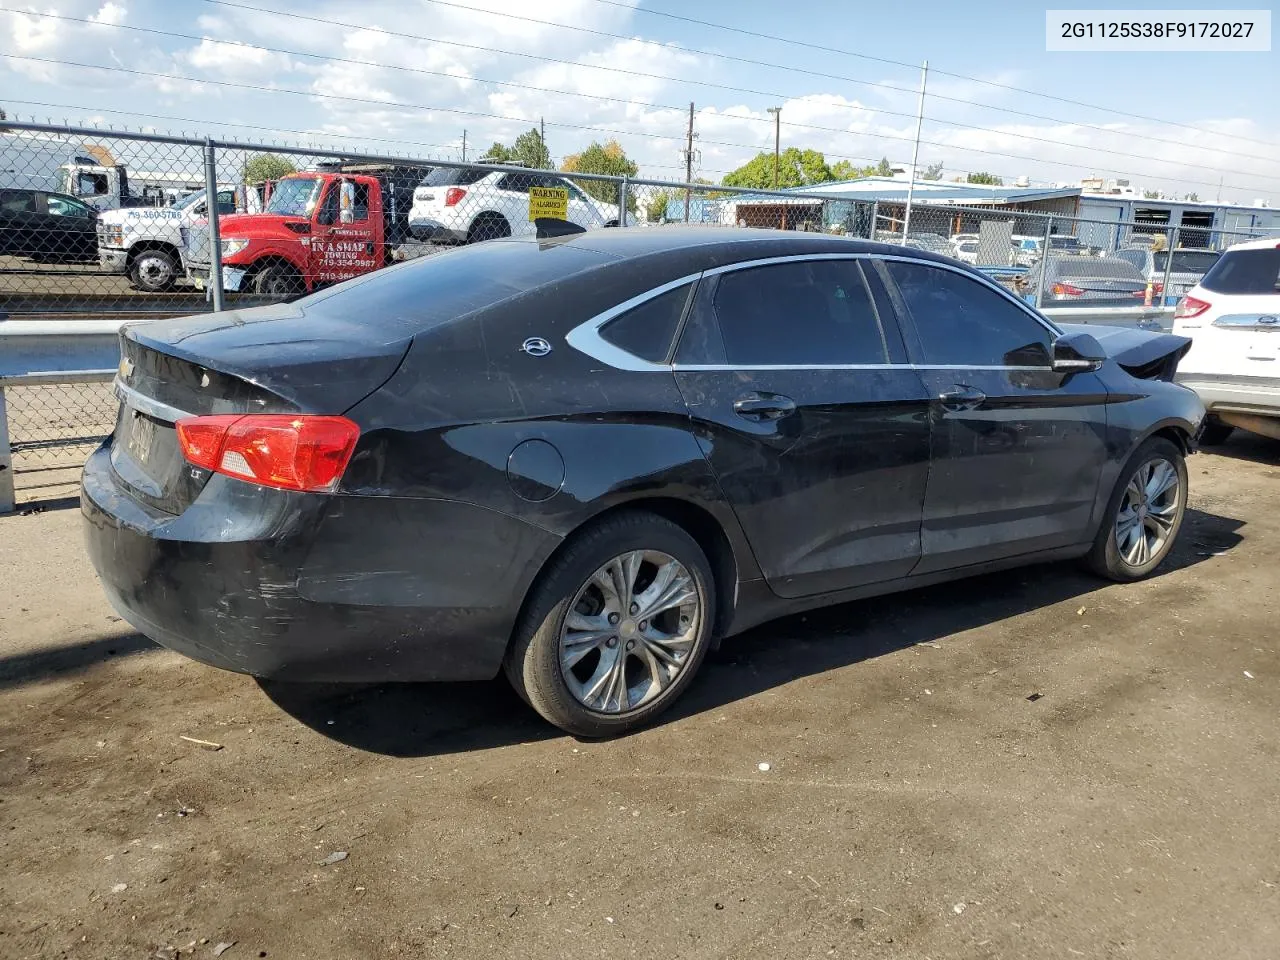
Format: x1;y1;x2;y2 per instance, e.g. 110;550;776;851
110;302;412;514
1058;322;1192;380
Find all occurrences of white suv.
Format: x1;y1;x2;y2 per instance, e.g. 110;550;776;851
408;166;619;244
1172;237;1280;444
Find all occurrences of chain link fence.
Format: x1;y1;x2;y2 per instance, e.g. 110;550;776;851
5;120;1279;505
875;201;1277;309
3;379;117;504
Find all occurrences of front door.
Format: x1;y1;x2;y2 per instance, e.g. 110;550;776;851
673;257;932;599
879;259;1111;574
309;180;378;286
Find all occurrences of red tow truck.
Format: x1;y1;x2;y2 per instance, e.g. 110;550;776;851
182;162;424;298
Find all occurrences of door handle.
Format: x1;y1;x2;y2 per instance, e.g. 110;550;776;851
733;394;797;421
938;385;987;411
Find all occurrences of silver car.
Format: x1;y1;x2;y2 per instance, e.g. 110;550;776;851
1113;247;1221;305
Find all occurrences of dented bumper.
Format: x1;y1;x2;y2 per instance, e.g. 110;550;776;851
81;442;559;683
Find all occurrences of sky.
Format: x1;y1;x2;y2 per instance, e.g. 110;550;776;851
3;0;1279;202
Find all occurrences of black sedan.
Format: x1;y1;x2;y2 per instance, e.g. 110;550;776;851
0;188;98;262
83;228;1205;737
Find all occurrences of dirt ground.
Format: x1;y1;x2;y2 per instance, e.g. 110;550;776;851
2;437;1277;960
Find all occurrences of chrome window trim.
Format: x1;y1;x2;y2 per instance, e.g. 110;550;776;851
114;378;191;423
564;272;702;372
564;250;1060;372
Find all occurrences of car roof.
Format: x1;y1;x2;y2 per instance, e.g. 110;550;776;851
1224;236;1280;252
531;225;965;267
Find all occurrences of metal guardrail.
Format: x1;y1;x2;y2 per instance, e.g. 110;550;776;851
0;304;1177;513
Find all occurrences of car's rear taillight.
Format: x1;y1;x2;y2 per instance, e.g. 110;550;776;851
1052;282;1084;296
176;414;360;493
1174;295;1211;318
444;187;467;206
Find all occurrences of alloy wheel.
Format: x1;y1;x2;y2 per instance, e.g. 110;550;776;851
558;549;702;714
1114;457;1181;568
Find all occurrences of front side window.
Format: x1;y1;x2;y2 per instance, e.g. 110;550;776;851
47;195;91;218
886;261;1052;367
265;177;322;217
497;173;533;194
711;260;888;366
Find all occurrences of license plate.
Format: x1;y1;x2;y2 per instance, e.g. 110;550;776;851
126;410;156;464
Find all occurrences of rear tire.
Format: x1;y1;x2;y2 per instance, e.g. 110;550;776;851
1198;418;1234;446
252;262;304;299
504;511;717;738
466;214;511;244
1086;437;1187;582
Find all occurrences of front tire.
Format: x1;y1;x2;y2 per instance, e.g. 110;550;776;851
252;262;304;299
1199;418;1234;446
505;512;716;738
129;249;178;293
1086;437;1187;582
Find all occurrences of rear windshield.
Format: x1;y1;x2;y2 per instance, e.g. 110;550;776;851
420;167;491;187
1153;250;1220;275
1200;248;1280;295
298;239;611;334
1051;258;1143;280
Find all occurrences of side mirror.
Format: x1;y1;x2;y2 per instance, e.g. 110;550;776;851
339;181;355;225
1052;331;1106;373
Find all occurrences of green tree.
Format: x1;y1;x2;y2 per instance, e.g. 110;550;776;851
480;128;553;169
243;153;297;185
1143;189;1161;199
966;171;1004;186
922;161;944;181
645;187;676;222
874;156;894;177
722;148;834;190
561;140;639;212
1184;192;1200;202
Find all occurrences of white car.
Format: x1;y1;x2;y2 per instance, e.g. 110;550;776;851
1172;237;1280;444
408;166;620;244
97;188;235;292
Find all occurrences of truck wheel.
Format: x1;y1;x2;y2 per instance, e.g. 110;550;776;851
129;250;178;293
252;263;304;299
467;214;510;244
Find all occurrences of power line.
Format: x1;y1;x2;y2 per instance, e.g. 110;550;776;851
6;54;1270;196
185;1;1280;187
201;0;1279;168
582;0;1280;150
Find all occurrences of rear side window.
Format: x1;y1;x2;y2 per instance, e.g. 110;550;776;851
1199;249;1279;295
421;167;489;187
0;189;36;213
711;260;888;365
600;285;692;363
886;261;1052;367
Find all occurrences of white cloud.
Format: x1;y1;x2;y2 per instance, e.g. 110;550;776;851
88;2;126;26
183;38;296;79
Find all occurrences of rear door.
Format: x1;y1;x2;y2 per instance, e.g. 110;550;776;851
880;258;1110;573
674;256;932;599
0;189;39;255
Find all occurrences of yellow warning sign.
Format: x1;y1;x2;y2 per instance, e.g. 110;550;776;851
528;186;569;222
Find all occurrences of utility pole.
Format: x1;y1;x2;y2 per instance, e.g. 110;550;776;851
683;102;695;223
461;129;467;163
901;60;929;245
540;117;546;146
767;106;781;189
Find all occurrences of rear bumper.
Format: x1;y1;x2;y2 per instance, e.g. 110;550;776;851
1175;374;1280;417
81;443;561;682
407;215;466;243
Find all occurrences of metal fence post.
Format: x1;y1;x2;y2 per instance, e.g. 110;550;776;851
619;176;629;228
1161;226;1180;306
868;200;879;241
0;386;14;514
1035;215;1054;309
204;138;225;312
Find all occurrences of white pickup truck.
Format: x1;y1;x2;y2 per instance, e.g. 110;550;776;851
96;188;236;292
